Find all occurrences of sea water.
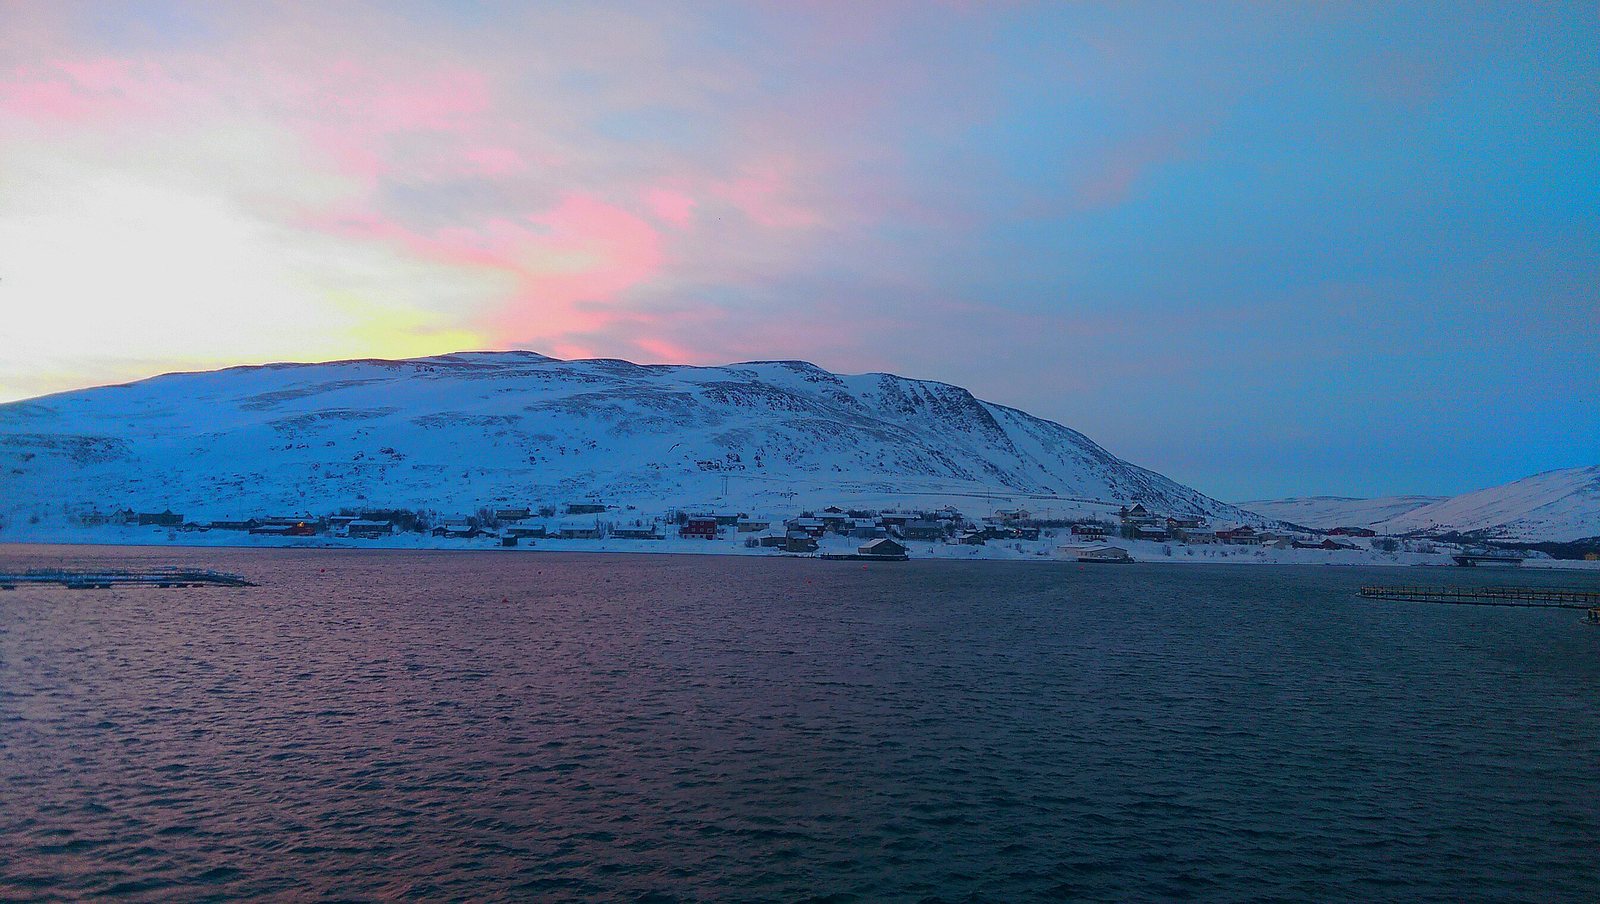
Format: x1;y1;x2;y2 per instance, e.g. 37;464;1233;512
1;545;1596;901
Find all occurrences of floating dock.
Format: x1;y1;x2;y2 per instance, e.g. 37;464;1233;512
0;568;255;590
1359;585;1600;609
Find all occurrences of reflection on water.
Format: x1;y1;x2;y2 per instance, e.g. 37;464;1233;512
2;545;1597;900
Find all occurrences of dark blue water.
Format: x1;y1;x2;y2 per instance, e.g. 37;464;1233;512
2;545;1597;901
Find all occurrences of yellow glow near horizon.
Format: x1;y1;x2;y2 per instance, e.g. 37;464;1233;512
0;126;511;402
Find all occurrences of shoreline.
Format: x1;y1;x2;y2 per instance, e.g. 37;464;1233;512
4;529;1599;571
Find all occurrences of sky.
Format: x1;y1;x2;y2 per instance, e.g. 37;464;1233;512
1;1;1595;501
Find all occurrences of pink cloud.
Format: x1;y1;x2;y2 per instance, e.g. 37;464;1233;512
311;192;669;344
644;188;696;227
459;145;526;176
0;58;185;123
713;161;821;229
1070;122;1212;211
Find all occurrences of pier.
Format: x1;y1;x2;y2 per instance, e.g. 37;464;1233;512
1359;585;1600;609
0;568;255;590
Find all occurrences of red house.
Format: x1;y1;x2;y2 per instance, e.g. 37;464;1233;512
680;518;718;540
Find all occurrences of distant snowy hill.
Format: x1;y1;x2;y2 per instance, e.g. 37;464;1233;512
1378;466;1600;542
1242;465;1600;542
1238;495;1444;529
0;351;1252;526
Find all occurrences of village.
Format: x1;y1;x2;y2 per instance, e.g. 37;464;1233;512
53;499;1452;565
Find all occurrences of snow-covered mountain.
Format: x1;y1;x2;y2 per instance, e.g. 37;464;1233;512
1238;495;1444;530
0;351;1252;527
1242;465;1600;542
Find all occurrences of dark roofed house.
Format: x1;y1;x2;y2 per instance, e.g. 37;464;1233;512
347;520;394;538
1134;524;1171;541
784;531;819;553
138;510;183;527
253;520;317;536
897;520;945;541
858;538;908;559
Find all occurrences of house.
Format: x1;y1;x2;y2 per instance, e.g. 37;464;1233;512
994;508;1030;523
897;519;945;541
1215;526;1260;545
848;519;886;539
858;538;908;558
327;515;360;531
1133;524;1171;541
1119;503;1159;525
784;530;819;553
495;507;533;522
1328;526;1377;537
206;519;261;531
1070;522;1110;539
757;534;788;548
253;520;317;536
1062;544;1132;563
1166;516;1205;530
1292;539;1358;551
556;519;602;540
138;510;184;527
680;518;718;540
879;512;918;528
505;525;547;540
612;525;663;540
736;518;771;533
1177;528;1218;544
957;530;986;545
431;523;483;539
565;503;607;515
788;517;826;538
818;511;850;532
712;513;742;526
347;520;394;539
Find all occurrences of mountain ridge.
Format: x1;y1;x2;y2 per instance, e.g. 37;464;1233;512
0;350;1254;527
1243;465;1600;542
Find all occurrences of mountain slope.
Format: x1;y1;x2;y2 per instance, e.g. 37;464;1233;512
1377;466;1600;542
0;351;1251;525
1237;495;1444;529
1242;466;1600;542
